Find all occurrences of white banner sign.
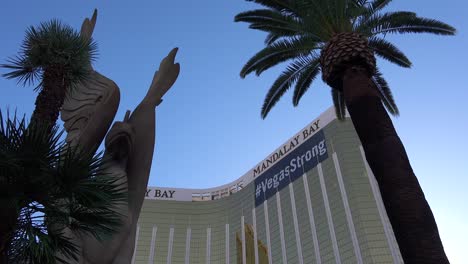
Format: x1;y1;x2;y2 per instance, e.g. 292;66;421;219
145;187;192;201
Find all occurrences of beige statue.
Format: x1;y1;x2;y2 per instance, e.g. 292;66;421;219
61;9;119;155
60;10;180;263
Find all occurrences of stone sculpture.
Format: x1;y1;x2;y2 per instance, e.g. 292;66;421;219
60;10;180;263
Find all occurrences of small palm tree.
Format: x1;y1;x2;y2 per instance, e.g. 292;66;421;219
0;112;126;263
235;0;455;263
2;19;96;127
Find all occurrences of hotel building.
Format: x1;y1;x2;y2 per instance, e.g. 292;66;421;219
133;107;403;264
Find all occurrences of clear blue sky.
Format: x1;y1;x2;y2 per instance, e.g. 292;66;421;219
1;1;466;262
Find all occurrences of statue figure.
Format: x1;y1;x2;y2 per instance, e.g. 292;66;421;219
61;9;120;155
60;10;180;263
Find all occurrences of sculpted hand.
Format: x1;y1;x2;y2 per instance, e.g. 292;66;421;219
147;48;180;105
80;9;97;69
80;9;97;43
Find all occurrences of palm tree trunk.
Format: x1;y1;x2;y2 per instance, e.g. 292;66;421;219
342;66;449;264
0;205;17;264
31;66;68;128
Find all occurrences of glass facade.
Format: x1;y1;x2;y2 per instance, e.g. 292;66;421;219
134;108;403;263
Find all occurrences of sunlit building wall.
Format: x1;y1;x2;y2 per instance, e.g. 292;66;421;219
133;107;403;264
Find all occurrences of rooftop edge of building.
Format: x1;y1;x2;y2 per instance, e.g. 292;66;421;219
145;106;341;202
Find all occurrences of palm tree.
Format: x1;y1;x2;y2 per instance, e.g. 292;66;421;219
0;112;126;263
2;19;96;128
235;0;455;263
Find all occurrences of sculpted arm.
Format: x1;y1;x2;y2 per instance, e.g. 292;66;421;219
111;48;180;262
61;9;120;154
125;48;180;210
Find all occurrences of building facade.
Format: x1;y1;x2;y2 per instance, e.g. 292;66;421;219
133;107;403;263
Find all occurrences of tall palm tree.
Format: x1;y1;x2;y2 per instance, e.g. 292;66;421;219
235;0;455;263
2;19;96;128
0;112;126;263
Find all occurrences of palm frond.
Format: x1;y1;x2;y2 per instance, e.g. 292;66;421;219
358;11;456;36
293;0;334;35
356;11;416;35
246;0;295;13
49;147;127;240
368;37;411;67
330;0;348;30
264;32;281;45
8;219;80;263
370;0;392;12
241;36;319;78
292;56;321;106
347;2;368;23
372;68;399;116
331;89;346;120
357;0;393;17
1;56;41;87
349;0;392;26
261;57;311;118
251;23;302;37
235;9;309;38
234;9;300;25
1;111;127;262
378;16;456;35
1;112;62;201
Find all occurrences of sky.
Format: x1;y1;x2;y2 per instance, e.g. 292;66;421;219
0;0;467;262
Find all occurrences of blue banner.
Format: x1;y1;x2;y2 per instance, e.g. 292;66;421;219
254;130;328;207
